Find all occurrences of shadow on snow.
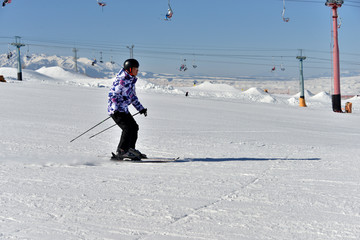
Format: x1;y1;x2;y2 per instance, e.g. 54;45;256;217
178;157;321;162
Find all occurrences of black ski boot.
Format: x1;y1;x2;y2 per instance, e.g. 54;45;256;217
111;149;141;161
128;148;147;159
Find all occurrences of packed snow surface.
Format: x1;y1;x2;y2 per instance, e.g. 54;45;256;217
0;66;360;240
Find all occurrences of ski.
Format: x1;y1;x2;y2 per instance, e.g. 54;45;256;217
110;152;179;163
111;158;179;163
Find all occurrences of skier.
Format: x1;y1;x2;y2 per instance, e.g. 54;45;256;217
108;59;148;160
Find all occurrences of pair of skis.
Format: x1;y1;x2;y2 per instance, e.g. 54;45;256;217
110;152;179;163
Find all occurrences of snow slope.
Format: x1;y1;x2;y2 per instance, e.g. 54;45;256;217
0;67;360;239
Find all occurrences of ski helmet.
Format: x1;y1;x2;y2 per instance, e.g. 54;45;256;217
123;59;139;71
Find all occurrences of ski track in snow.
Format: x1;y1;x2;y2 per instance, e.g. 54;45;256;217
139;162;277;240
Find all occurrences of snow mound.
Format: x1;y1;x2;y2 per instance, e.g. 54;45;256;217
347;95;360;102
293;89;314;98
288;91;333;107
242;87;277;103
194;81;238;92
243;87;267;95
310;91;331;102
136;78;182;94
287;97;298;106
36;66;92;80
183;81;242;99
181;85;278;104
288;90;316;106
0;67;55;82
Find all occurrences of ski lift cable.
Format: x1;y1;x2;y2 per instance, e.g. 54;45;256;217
2;38;360;61
1;36;314;55
2;37;360;69
9;43;360;66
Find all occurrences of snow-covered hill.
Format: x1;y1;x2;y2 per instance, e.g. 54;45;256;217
0;53;121;78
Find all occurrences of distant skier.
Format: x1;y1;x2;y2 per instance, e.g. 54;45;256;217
107;59;148;160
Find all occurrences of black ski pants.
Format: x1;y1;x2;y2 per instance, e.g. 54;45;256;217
111;111;139;153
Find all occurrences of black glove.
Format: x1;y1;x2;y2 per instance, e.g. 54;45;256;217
140;108;147;117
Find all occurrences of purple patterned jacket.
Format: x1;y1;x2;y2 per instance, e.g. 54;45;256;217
107;68;144;115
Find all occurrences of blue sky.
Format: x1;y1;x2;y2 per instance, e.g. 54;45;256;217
0;0;359;78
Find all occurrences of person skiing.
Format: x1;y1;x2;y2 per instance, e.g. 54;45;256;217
108;59;147;160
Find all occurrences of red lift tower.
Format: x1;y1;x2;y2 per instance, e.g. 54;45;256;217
326;0;344;112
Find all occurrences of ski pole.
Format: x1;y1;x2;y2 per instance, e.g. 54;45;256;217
89;123;117;139
70;116;111;142
89;112;140;139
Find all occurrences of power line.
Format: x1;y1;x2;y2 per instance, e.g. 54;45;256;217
1;36;359;74
2;35;360;58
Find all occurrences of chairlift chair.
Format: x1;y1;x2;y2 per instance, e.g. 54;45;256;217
165;0;173;21
282;0;290;22
97;0;106;11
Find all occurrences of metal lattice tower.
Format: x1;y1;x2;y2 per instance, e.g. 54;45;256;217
296;50;307;107
11;36;25;81
127;45;134;59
